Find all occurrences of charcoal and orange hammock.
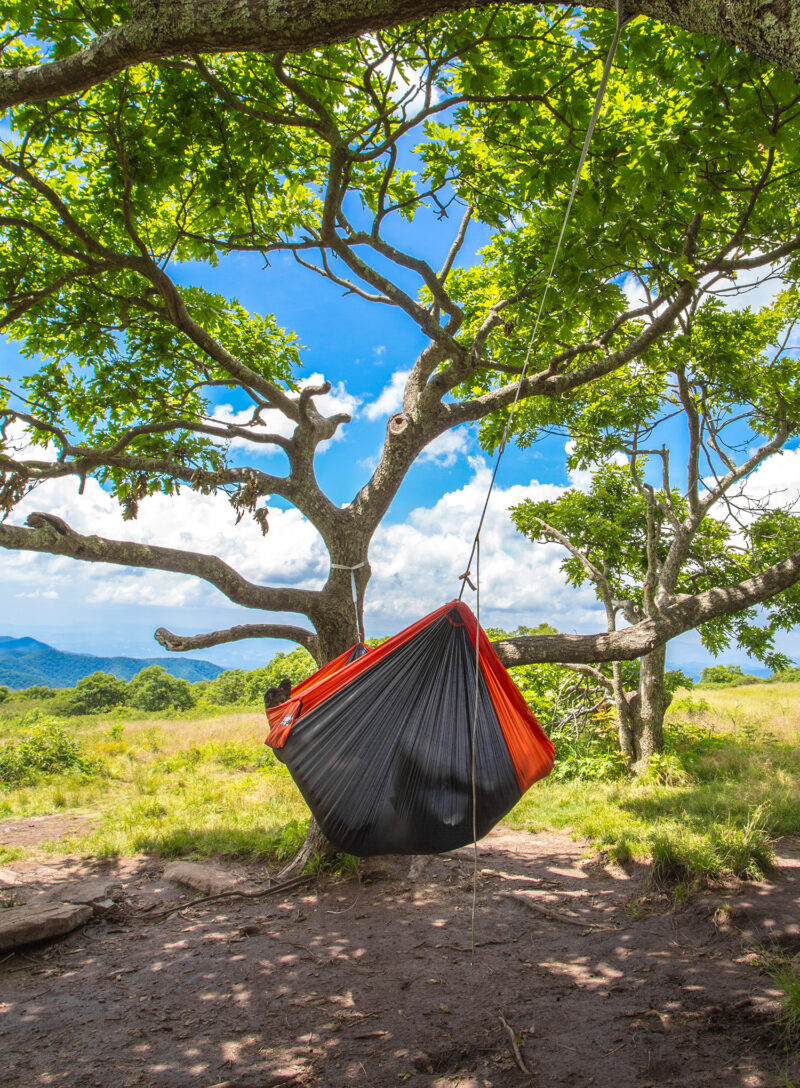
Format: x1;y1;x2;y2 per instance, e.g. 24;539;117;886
265;600;554;856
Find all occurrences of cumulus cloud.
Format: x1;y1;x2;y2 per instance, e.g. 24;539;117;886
363;369;410;421
419;428;472;467
1;440;605;639
3;460;330;610
367;460;603;633
211;372;359;450
740;446;800;510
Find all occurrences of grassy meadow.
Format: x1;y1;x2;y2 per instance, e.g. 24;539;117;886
0;709;309;866
0;682;799;887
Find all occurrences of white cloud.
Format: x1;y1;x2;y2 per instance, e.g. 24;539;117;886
210;373;359;450
17;589;59;600
740;446;800;510
419;428;471;467
364;369;410;421
367;460;603;633
3;461;330;610
1;442;604;640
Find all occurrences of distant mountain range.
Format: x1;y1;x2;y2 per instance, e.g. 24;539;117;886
0;636;224;689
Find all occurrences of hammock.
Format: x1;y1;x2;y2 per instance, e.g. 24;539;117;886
265;600;554;855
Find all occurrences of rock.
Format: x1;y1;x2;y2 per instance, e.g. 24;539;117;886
163;861;244;897
30;878;122;915
0;901;93;951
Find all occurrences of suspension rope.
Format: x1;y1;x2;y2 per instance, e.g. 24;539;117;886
331;562;366;643
462;0;633;958
458;0;633;604
470;537;481;961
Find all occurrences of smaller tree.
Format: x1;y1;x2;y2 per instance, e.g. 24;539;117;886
512;295;800;769
203;668;248;706
126;665;194;712
699;664;760;687
60;670;127;714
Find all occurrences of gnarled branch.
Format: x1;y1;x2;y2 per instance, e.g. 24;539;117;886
155;622;321;664
0;512;320;616
491;547;800;667
5;2;800;112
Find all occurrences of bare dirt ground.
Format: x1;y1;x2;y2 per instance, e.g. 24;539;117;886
1;827;799;1088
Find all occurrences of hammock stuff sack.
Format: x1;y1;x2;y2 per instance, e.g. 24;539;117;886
265;600;554;856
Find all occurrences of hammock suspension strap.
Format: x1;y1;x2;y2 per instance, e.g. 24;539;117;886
331;561;367;642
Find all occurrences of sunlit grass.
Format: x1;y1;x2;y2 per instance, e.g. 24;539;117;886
0;710;309;862
3;690;800;884
679;682;800;743
511;705;800;884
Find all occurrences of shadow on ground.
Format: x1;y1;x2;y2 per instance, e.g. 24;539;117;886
1;827;799;1087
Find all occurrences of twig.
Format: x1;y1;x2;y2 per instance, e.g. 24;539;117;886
499;892;611;930
0;952;16;966
138;873;316;921
499;1015;534;1077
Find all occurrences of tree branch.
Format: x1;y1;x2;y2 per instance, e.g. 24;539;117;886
6;1;800;112
0;512;320;616
155;622;321;663
491;546;800;666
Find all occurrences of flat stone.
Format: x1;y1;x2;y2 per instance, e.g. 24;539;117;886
0;901;93;951
162;861;244;897
62;879;123;908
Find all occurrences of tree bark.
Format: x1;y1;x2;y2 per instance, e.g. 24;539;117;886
625;644;669;772
4;1;800;111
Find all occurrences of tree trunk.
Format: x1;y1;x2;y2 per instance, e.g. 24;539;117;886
619;645;669;773
278;812;336;878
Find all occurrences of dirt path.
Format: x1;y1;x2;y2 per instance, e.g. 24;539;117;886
1;828;799;1087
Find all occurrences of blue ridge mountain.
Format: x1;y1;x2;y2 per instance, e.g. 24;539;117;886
0;636;223;689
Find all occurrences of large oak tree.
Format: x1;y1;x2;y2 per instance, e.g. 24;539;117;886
2;5;800;678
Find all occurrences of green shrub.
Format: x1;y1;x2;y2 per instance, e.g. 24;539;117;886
668;695;711;719
19;685;58;700
770;664;800;683
0;686;10;704
203;669;248;705
0;716;106;786
243;649;317;704
127;665;195;712
59;671;127;715
699;664;762;687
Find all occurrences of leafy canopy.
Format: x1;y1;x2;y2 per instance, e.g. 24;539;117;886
3;5;800;515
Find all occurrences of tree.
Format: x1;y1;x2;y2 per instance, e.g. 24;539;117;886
61;670;127;714
699;664;760;686
4;10;800;679
512;296;800;767
5;1;800;109
127;665;194;712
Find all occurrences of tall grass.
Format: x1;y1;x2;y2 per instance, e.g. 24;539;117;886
0;710;309;862
510;686;800;886
2;685;800;884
